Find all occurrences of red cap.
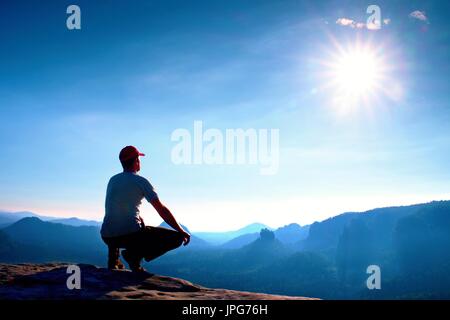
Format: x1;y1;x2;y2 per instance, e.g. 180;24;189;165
119;146;145;162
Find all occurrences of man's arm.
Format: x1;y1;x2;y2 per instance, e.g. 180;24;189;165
150;198;191;245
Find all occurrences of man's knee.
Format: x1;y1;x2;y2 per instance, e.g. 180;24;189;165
142;227;184;252
170;232;184;249
151;227;184;248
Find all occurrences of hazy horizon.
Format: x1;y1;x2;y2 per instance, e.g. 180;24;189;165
3;196;450;232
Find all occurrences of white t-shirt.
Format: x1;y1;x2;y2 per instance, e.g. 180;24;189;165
101;172;158;238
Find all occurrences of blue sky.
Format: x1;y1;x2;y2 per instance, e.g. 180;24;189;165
1;0;449;231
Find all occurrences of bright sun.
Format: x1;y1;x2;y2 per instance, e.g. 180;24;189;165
333;49;380;98
319;41;393;113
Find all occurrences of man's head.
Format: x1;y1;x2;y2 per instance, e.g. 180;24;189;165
119;146;145;172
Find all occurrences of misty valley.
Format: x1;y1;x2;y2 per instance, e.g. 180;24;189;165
1;200;449;299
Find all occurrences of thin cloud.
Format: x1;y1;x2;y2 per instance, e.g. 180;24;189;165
336;18;354;27
336;17;383;31
409;10;428;22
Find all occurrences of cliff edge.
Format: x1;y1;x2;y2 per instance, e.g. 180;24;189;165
0;263;318;300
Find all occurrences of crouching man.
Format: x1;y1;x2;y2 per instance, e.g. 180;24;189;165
100;146;190;272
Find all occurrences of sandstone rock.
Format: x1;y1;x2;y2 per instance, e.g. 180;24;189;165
0;263;317;300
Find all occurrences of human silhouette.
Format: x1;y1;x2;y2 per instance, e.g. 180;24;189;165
100;146;190;272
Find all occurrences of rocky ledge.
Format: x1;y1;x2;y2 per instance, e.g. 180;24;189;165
0;263;317;300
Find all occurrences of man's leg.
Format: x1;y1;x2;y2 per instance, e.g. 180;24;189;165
116;232;146;272
121;248;145;272
107;246;125;270
118;227;183;271
102;237;125;270
139;226;184;262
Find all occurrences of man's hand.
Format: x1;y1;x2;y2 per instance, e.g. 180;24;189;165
180;230;191;246
150;198;191;246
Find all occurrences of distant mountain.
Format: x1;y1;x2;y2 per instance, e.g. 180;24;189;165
150;200;450;299
334;200;450;298
221;232;259;249
148;228;295;289
247;251;339;299
2;217;106;265
300;201;440;259
0;230;13;256
0;211;41;228
221;223;310;249
195;223;271;245
299;212;358;257
394;201;450;274
226;229;293;268
0;211;98;228
0;229;44;263
274;223;309;244
158;222;211;248
49;217;101;227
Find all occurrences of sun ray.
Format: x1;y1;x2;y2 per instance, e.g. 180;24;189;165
315;36;398;116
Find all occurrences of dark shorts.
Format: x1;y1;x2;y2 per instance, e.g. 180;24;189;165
102;226;184;262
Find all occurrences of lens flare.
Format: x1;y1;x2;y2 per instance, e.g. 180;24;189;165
316;38;397;115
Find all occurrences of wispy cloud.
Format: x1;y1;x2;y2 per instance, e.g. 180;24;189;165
336;18;355;27
336;17;389;30
409;10;429;23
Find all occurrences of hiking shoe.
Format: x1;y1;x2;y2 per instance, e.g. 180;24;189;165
108;259;125;270
122;249;143;272
131;266;146;273
107;246;125;270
